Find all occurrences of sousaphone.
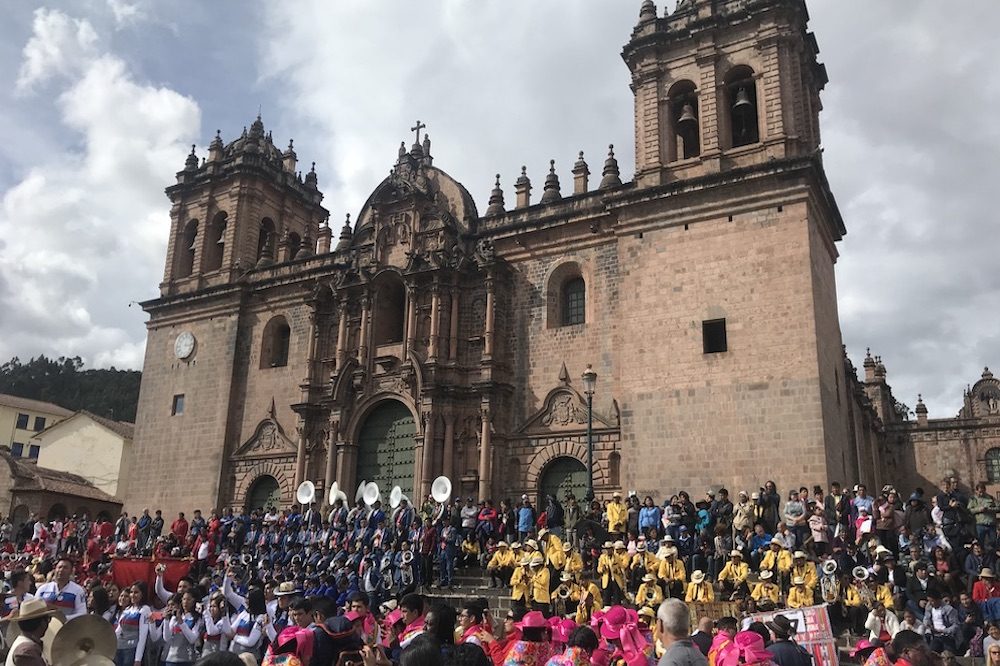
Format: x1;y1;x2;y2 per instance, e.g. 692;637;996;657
389;485;403;510
51;614;116;666
296;481;316;505
363;482;381;507
328;482;348;506
355;480;368;504
431;476;452;504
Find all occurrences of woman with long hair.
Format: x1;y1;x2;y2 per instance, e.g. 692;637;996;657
202;592;231;656
164;590;203;666
115;582;151;666
229;586;267;659
501;611;552;666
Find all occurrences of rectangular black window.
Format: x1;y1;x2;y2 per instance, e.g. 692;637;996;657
33;416;46;432
703;319;728;354
561;278;586;326
11;443;23;457
28;445;39;459
15;413;28;430
171;394;185;416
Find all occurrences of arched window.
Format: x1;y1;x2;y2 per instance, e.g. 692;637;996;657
287;232;302;261
178;219;198;277
547;261;586;329
372;275;406;346
257;218;276;262
204;212;227;271
260;315;291;368
562;278;586;326
725;66;759;148
667;80;700;161
986;448;1000;483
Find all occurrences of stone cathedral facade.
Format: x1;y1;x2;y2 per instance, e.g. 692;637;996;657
127;0;892;516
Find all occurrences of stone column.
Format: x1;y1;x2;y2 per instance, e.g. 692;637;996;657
405;285;417;356
442;413;456;481
294;420;307;489
335;299;348;369
323;419;338;507
358;294;370;364
449;285;460;362
419;409;436;499
483;275;495;359
478;407;492;501
335;442;353;493
428;283;440;362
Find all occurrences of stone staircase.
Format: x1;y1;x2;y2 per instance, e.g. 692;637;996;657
422;566;513;620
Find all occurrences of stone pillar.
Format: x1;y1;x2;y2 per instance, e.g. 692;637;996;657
335;442;353;494
483;275;495;359
405;285;417;356
443;413;456;481
449;286;460;362
419;409;436;499
294;420;307;489
335;300;348;369
428;284;440;362
323;419;338;507
358;294;370;363
478;407;492;501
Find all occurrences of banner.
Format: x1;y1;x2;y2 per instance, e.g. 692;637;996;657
111;557;193;606
745;605;838;666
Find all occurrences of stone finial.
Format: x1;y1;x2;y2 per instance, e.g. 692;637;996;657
558;362;570;385
515;166;532;208
305;162;318;189
317;219;333;254
298;228;314;259
208;130;224;162
184;144;198;171
572;151;590;194
422;134;433;166
638;0;657;23
282;139;297;174
540;160;562;204
335;213;353;252
599;144;622;189
984;367;994;380
485;174;505;216
255;231;275;269
249;113;265;138
916;394;928;426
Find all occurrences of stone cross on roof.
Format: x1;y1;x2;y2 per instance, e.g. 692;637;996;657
410;120;426;145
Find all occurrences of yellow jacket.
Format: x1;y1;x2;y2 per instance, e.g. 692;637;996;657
751;582;781;605
658;558;686;583
599;553;626;589
531;567;551;604
487;548;515;570
844;584;893;609
759;549;792;574
791;563;817;589
632;552;658;575
786;585;814;609
462;540;479;557
545;536;566;569
636;583;664;608
510;565;530;601
718;561;749;585
574;583;604;625
565;552;584;576
607;502;627;533
685;582;715;603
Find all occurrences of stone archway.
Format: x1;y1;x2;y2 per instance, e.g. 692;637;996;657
526;440;607;494
246;475;281;512
234;463;293;511
47;503;67;521
356;400;417;497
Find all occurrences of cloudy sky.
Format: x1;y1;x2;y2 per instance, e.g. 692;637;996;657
0;0;998;417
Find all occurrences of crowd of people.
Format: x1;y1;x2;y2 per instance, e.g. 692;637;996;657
0;475;996;666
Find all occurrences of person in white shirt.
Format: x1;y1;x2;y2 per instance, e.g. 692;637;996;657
35;557;86;619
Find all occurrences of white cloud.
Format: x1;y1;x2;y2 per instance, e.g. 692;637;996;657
106;0;141;27
0;8;200;369
16;8;99;91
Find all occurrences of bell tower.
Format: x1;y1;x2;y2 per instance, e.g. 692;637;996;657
623;0;828;187
160;115;327;296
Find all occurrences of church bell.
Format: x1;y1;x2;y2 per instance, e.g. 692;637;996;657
733;87;754;112
677;103;697;128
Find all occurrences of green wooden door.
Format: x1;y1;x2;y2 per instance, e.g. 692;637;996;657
247;475;281;511
540;457;588;501
357;401;417;497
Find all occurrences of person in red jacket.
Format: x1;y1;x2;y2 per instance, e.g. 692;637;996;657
973;568;1000;602
171;512;189;541
479;607;527;666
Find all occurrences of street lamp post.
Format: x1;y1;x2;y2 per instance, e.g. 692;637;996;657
582;364;597;504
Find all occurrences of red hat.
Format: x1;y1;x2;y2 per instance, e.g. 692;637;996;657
601;606;628;640
516;610;547;630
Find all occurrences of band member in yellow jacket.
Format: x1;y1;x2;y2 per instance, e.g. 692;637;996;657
759;538;793;583
685;570;715;603
574;572;605;625
630;542;658;590
786;575;814;609
657;544;687;599
509;555;532;609
563;543;584;577
539;529;566;571
790;551;818;590
607;491;627;538
750;570;781;611
717;550;750;597
487;541;516;588
552;572;578;617
529;553;551;612
843;568;893;635
598;542;625;605
636;574;664;609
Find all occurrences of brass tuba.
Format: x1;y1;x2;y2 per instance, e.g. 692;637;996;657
820;559;840;603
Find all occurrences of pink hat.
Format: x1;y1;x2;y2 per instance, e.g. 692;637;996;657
624;608;639;625
383;609;403;627
851;639;877;658
590;609;605;630
550;618;574;644
601;606;628;640
721;631;774;666
516;610;547;630
344;610;362;622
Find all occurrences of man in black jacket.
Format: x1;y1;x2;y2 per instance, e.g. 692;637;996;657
765;615;812;666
